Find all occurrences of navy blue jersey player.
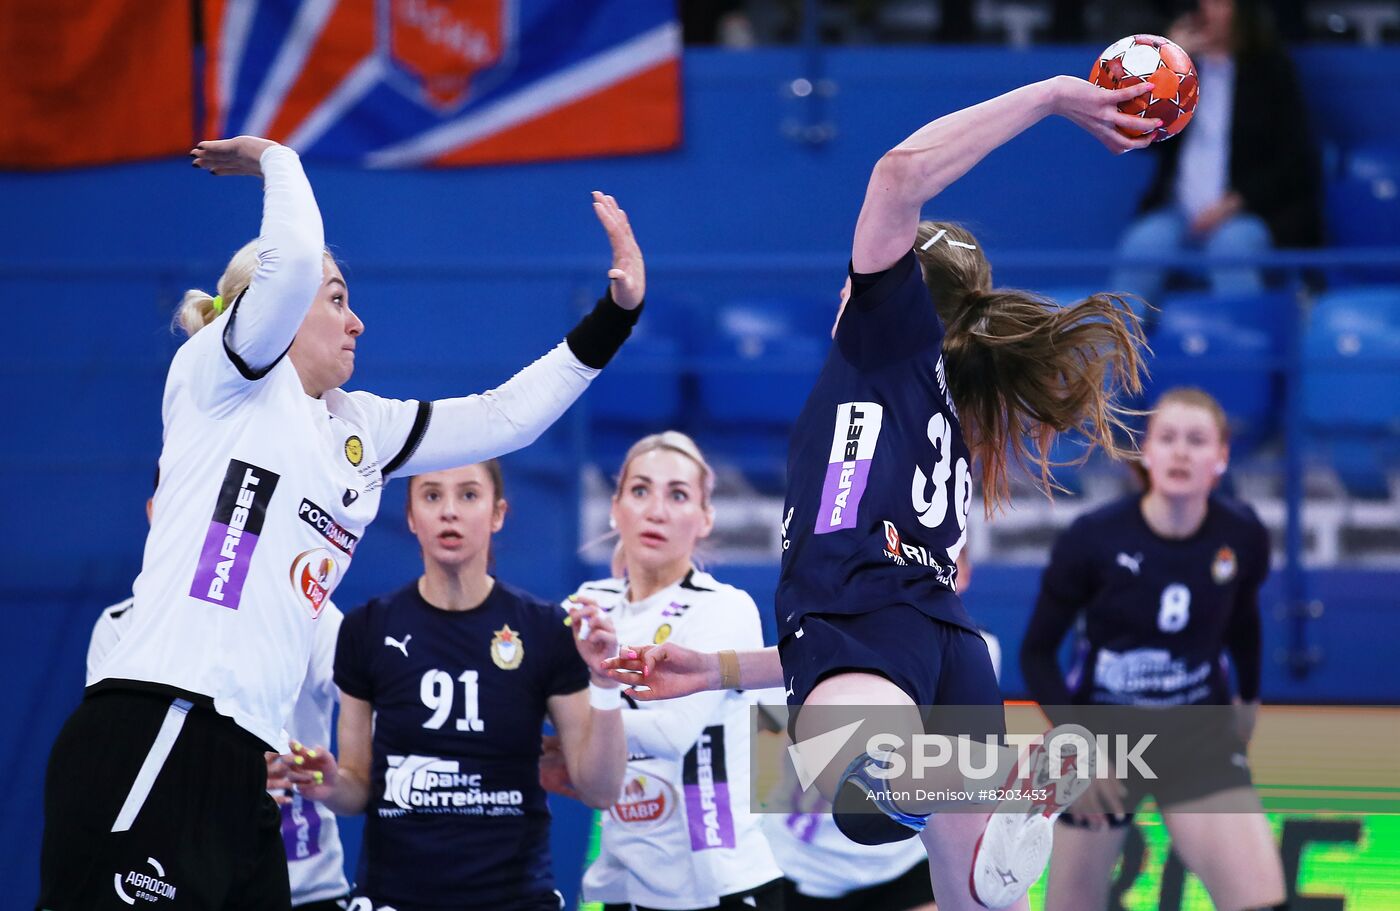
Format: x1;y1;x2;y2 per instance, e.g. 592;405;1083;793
1021;388;1287;911
295;463;626;911
605;75;1158;909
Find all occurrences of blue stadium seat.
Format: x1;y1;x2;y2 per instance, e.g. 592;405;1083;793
697;298;828;482
1302;286;1400;496
584;297;688;430
1146;291;1291;450
698;298;827;425
1299;288;1400;495
1326;144;1400;249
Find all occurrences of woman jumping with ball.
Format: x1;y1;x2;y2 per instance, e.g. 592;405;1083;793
605;74;1158;909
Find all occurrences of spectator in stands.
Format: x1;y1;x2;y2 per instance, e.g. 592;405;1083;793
1114;0;1322;305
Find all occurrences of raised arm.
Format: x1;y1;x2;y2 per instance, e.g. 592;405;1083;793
192;137;326;375
380;192;645;477
853;77;1158;273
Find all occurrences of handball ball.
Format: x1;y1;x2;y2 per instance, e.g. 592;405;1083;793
1089;35;1198;142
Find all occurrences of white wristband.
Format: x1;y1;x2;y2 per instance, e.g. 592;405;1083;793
589;682;623;711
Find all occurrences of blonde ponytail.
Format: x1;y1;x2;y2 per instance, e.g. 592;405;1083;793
171;239;261;338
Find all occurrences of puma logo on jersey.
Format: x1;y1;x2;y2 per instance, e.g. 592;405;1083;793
385;634;412;657
1116;552;1144;575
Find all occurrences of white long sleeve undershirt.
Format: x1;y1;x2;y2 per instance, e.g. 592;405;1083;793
223;144;326;374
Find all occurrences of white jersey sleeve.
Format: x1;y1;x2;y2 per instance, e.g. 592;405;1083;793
86;596;135;685
371;341;598;479
176;146;325;415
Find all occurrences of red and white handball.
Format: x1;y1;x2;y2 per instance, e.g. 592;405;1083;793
1089;34;1198;142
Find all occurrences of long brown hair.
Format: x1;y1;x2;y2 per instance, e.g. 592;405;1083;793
914;221;1149;510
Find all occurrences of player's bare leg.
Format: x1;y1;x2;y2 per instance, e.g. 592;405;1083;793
920;812;1030;911
1162;793;1285;911
1042;821;1128;911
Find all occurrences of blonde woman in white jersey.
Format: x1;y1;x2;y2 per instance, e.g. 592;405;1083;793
85;488;351;908
564;432;783;911
41;135;646;910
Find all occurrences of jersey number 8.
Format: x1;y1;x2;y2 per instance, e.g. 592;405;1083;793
421;669;485;732
1157;583;1191;634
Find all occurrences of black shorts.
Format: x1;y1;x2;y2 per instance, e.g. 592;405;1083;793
38;689;290;910
782;860;933;911
778;605;1003;732
1060;705;1255;828
603;878;784;911
295;899;349;911
349;894;562;911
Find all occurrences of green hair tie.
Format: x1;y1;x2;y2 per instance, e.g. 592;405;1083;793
211;294;225;315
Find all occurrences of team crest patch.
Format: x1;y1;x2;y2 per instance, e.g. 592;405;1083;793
344;435;364;466
610;771;677;829
289;548;338;618
491;624;523;670
654;623;672;645
1212;546;1237;584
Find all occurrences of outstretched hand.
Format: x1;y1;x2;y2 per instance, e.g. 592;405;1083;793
278;740;338;803
190;136;279;177
601;642;720;701
1051;76;1160;154
591;191;645;310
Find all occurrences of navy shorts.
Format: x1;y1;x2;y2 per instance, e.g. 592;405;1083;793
1060;705;1255;828
778;604;1004;732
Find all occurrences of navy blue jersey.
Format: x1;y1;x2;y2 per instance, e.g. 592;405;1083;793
776;250;976;641
334;580;589;909
1021;494;1268;708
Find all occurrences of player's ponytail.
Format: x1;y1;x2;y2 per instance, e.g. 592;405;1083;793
914;221;1149;511
172;240;261;337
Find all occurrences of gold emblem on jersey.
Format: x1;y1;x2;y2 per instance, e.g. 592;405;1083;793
1212;546;1237;584
491;624;524;670
344;435;363;466
653;623;672;645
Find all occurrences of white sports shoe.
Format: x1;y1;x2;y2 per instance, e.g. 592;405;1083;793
969;723;1098;908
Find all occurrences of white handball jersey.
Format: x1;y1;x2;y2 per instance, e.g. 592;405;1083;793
87;144;601;752
87;597;350;905
91;301;422;749
573;570;782;910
